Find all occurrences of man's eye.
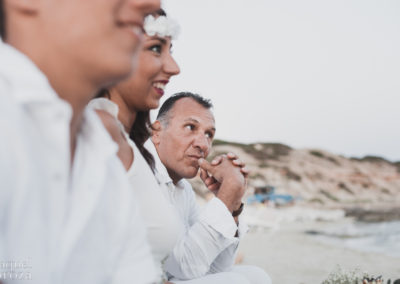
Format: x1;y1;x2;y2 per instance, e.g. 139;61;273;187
205;132;214;139
149;45;162;54
185;124;194;131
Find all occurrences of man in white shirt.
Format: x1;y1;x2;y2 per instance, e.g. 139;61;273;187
148;92;272;284
0;0;160;283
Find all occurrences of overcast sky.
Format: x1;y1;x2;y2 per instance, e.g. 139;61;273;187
157;0;400;161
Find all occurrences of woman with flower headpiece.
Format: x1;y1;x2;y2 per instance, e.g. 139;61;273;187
89;9;182;283
89;9;269;284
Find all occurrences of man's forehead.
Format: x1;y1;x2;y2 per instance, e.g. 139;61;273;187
169;98;215;127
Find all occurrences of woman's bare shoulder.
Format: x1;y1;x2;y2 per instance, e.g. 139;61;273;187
95;110;125;144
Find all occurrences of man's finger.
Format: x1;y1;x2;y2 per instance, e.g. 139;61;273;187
208;183;220;193
200;168;208;182
211;155;223;165
241;167;250;178
198;158;214;173
232;159;244;167
241;166;250;174
227;152;237;160
204;176;215;186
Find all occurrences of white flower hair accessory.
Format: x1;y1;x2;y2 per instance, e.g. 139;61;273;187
144;15;180;40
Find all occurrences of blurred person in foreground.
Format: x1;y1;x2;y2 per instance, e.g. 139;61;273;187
146;92;272;284
0;0;161;283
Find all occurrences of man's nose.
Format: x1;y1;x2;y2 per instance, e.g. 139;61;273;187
128;0;161;17
193;134;209;157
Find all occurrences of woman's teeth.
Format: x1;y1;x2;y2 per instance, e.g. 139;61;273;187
153;82;166;90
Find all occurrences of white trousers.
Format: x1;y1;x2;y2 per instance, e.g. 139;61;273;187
170;265;272;284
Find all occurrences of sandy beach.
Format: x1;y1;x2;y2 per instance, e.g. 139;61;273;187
237;207;400;284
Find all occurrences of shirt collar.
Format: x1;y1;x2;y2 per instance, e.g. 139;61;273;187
0;40;60;104
144;139;176;185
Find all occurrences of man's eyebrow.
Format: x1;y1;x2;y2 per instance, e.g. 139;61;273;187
183;118;199;123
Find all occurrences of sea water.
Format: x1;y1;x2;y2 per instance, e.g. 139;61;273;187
311;221;400;258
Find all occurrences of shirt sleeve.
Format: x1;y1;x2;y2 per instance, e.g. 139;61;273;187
208;214;249;274
164;190;240;281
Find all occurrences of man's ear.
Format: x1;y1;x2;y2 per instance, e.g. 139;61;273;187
6;0;40;14
151;120;162;145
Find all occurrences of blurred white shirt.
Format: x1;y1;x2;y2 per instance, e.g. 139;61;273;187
0;40;156;284
145;140;249;281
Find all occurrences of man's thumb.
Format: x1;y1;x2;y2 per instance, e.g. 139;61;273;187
198;158;213;173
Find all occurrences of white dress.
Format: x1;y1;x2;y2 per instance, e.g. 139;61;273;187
89;98;183;281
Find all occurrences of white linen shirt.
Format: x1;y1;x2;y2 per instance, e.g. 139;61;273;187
145;140;249;281
0;40;156;284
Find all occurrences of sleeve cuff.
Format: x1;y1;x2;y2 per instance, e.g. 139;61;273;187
198;197;238;239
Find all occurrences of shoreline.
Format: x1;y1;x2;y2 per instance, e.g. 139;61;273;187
238;219;400;284
237;205;400;283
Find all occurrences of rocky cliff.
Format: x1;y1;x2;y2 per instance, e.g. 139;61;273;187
191;139;400;213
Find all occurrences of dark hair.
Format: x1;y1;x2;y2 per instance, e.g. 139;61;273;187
157;92;213;125
96;89;155;171
130;110;155;171
0;0;5;39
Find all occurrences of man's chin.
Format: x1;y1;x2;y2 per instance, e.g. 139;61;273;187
183;166;199;179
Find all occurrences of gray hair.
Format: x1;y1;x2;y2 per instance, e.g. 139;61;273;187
157;92;213;127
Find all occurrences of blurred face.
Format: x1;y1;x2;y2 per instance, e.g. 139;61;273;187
153;98;216;183
32;0;161;84
114;33;180;111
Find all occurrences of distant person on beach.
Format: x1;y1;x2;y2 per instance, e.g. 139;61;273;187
0;0;161;283
146;92;272;284
89;9;183;283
